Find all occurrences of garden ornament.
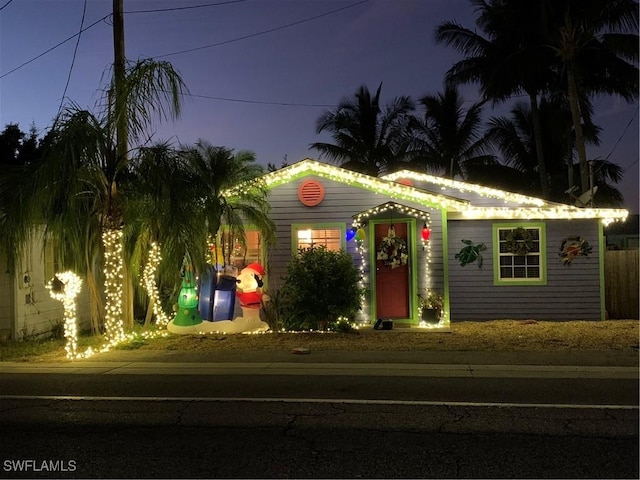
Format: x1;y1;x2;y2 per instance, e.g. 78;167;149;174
455;239;487;268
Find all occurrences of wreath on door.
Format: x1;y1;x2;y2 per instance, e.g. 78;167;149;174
504;227;534;255
376;228;408;269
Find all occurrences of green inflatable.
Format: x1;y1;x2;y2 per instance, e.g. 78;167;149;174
172;257;203;327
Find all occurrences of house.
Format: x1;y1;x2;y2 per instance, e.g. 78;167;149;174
0;228;91;340
225;158;628;327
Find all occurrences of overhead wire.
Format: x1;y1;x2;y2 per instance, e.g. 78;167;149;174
153;0;369;59
55;0;88;121
0;14;108;79
0;0;14;12
125;0;249;14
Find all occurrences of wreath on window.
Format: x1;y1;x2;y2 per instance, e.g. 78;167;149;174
504;227;534;255
559;236;592;265
376;227;408;269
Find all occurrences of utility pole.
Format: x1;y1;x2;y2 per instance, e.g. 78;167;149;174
112;0;135;329
113;0;127;168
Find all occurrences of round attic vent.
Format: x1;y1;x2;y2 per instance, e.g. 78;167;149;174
297;180;325;207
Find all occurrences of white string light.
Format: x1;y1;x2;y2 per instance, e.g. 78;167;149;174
142;242;170;326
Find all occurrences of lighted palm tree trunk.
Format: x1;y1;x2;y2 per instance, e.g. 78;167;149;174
102;229;126;344
142;242;170;326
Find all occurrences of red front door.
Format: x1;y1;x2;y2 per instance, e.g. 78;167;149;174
375;222;410;318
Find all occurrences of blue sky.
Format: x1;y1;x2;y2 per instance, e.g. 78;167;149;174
1;0;637;212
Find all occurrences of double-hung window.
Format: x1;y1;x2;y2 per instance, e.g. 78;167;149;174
292;223;345;252
493;223;546;285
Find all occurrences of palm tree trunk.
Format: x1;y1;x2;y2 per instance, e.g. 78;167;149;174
85;268;104;335
528;92;550;198
566;66;589;194
122;262;135;329
102;228;125;344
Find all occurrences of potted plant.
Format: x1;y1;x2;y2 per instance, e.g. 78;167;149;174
418;289;443;324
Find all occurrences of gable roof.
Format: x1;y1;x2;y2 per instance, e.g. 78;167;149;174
234;159;628;224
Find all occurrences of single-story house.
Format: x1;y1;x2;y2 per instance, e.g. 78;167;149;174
2;158;629;339
225;158;628;327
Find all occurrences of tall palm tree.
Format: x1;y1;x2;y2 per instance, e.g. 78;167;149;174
310;83;415;176
545;0;638;193
25;59;187;341
180;141;276;268
436;0;557;196
481;99;624;205
412;84;495;179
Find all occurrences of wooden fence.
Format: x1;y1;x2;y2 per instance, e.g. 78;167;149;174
604;250;639;319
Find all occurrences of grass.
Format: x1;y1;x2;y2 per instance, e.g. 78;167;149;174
0;319;637;362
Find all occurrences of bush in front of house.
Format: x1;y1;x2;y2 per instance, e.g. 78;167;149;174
279;246;363;330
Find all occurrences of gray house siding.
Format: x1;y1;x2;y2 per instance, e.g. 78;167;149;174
447;219;602;321
264;175;446;324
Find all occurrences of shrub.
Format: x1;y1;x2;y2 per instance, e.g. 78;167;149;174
279;246;363;330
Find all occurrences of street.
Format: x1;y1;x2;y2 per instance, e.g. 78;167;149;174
0;360;637;478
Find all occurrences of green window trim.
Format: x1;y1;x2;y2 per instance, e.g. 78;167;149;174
290;222;346;254
492;222;547;286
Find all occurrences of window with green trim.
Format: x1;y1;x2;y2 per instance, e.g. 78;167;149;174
292;223;344;252
494;224;546;284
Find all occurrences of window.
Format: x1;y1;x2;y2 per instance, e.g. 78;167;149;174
292;224;344;252
217;229;262;269
493;224;546;285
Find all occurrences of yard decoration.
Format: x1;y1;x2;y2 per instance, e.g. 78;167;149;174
559;236;592;265
504;227;534;255
46;271;83;359
172;256;203;327
376;225;409;268
455;239;487;267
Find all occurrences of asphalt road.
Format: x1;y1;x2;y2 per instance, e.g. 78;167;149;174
0;360;637;478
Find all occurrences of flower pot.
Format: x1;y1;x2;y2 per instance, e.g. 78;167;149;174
421;308;439;324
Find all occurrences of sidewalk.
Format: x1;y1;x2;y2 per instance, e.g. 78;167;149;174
71;347;639;366
1;348;637;368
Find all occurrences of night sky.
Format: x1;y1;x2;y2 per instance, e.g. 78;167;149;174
1;0;637;212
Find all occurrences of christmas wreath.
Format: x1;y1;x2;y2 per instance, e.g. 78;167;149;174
505;227;534;255
376;228;408;269
559;236;592;265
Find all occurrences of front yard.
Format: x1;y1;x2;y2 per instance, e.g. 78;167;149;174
1;320;637;362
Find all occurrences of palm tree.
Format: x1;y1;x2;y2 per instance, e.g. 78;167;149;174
412;84;495;179
545;0;638;193
480;98;624;205
436;0;557;197
180;141;276;268
310;83;415;176
123;142;208;327
25;59;187;342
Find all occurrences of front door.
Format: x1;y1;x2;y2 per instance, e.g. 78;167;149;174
374;222;410;318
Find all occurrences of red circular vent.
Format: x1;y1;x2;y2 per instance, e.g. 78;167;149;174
297;180;325;206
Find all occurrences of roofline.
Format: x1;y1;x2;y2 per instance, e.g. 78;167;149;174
228;159;629;223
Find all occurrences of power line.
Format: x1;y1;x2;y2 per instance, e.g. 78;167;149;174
154;0;369;59
0;14;109;79
125;0;249;14
182;91;336;108
56;0;88;120
605;109;638;162
0;0;14;12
